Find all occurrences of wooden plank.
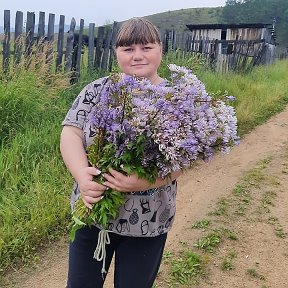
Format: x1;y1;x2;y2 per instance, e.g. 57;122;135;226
101;27;112;71
163;30;169;53
108;21;119;71
76;19;84;77
36;11;46;56
25;11;35;58
241;41;252;71
180;32;185;51
110;21;119;47
192;36;196;52
47;13;55;41
230;36;238;71
199;36;203;54
46;13;55;65
65;18;76;72
14;11;24;64
3;10;11;72
56;15;65;71
214;39;219;64
88;23;95;69
186;35;191;52
14;11;23;41
94;26;105;69
38;11;45;40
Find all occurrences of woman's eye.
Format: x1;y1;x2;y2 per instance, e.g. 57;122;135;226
123;48;133;52
143;46;152;50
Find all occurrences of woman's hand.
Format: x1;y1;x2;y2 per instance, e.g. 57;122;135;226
102;168;152;192
77;167;107;209
102;168;182;192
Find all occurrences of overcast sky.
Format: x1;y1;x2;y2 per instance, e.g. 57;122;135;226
1;0;226;27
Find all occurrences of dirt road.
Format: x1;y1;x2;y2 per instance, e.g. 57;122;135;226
5;106;288;288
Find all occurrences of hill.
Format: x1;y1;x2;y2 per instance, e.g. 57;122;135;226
145;7;223;32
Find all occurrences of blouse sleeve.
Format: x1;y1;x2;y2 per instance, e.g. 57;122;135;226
62;76;109;129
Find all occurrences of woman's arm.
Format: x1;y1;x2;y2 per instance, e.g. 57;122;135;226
60;125;107;208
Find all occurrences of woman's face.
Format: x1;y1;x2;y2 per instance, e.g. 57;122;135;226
116;42;162;82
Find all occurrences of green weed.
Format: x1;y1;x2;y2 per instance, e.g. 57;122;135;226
192;219;210;229
247;268;265;280
169;250;203;286
193;232;221;252
210;198;229;216
221;251;237;271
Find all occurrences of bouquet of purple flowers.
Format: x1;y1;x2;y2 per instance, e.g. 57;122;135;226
70;64;239;240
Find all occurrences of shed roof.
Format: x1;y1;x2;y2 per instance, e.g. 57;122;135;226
186;23;271;30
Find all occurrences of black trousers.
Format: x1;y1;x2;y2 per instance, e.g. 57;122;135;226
67;226;167;288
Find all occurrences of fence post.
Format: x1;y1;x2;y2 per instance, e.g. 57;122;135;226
94;26;105;69
75;19;84;79
56;15;65;71
101;26;112;71
199;36;203;54
3;10;11;72
46;13;55;65
212;39;219;69
171;30;176;51
14;11;23;65
38;12;45;40
25;11;35;60
36;12;46;57
163;30;170;53
108;21;119;72
192;36;196;52
65;18;76;72
88;23;95;70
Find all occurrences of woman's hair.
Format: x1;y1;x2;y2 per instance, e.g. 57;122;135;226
115;17;161;48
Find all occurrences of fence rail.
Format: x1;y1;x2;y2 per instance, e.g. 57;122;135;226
1;10;281;79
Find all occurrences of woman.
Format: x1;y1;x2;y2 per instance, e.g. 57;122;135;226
60;17;182;288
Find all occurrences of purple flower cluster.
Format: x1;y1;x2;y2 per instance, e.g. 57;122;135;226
89;64;239;179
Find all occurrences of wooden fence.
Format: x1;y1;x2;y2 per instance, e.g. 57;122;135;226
1;10;119;81
1;10;279;79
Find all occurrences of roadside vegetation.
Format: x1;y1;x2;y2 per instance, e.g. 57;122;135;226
0;49;287;283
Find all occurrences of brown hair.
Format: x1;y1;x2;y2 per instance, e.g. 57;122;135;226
115;17;161;48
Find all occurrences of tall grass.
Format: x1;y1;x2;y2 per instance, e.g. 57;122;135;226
0;50;103;273
198;60;288;135
0;47;287;276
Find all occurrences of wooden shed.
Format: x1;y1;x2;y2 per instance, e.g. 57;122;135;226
186;23;276;55
184;23;276;69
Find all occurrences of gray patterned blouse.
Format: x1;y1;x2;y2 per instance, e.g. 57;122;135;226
62;76;177;237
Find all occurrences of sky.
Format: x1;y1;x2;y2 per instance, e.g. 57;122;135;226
1;0;226;27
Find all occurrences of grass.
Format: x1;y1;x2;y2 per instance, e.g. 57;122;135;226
198;60;288;136
193;231;221;252
168;250;203;286
1;47;288;281
221;251;237;271
247;268;265;280
0;51;104;274
191;219;210;229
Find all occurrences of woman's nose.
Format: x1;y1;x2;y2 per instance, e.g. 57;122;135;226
132;48;144;60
